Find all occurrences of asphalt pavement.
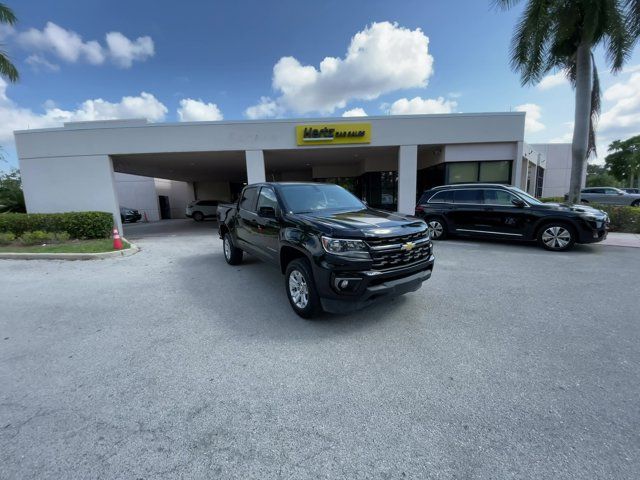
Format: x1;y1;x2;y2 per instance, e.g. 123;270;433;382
1;219;639;479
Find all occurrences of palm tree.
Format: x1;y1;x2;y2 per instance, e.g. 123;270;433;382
496;0;634;203
0;2;18;83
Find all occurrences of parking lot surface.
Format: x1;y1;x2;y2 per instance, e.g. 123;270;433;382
1;220;639;479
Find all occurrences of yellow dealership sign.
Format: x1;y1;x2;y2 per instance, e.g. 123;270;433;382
296;123;371;146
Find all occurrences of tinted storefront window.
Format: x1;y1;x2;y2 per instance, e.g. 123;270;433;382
479;161;511;182
448;163;479;183
446;161;512;184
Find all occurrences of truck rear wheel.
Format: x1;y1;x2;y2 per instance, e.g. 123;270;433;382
223;233;243;265
285;258;322;319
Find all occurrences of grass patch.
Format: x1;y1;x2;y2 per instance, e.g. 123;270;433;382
0;239;131;254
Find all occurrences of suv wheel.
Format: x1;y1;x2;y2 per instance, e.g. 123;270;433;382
425;217;447;240
223;233;243;265
632;199;640;207
537;223;575;251
285;258;321;319
192;211;204;222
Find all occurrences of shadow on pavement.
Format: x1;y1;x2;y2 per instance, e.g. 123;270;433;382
175;249;406;340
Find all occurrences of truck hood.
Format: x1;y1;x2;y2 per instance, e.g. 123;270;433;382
296;208;426;237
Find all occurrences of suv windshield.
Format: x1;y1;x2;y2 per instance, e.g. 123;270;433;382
278;184;365;213
510;187;543;205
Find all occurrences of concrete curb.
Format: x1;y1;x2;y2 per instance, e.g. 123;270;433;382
0;239;140;261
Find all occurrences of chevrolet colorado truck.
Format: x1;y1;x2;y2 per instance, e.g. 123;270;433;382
217;182;435;318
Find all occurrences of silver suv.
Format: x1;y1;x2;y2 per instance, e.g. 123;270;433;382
580;187;640;207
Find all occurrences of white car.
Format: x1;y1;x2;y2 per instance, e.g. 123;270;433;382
186;200;220;221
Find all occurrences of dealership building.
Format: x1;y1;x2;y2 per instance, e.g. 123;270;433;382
15;112;575;233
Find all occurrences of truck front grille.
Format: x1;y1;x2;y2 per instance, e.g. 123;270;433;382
366;230;431;271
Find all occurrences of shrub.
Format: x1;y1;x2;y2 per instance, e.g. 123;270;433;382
0;232;15;245
19;230;51;246
0;212;113;239
593;204;640;234
51;231;71;243
539;196;565;203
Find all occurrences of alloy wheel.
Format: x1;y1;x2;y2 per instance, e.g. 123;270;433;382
541;226;571;250
428;220;444;239
288;270;309;309
223;236;231;259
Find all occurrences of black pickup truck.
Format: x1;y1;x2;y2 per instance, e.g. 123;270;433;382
217;182;435;318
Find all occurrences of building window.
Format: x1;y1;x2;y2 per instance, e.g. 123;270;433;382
446;161;512;184
448;162;479;183
479;161;511;182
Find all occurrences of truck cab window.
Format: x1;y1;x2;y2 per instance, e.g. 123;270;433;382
257;188;278;211
240;187;258;212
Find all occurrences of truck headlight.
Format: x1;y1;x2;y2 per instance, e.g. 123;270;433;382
321;236;370;258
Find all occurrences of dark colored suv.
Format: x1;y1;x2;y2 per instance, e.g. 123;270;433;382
415;184;608;251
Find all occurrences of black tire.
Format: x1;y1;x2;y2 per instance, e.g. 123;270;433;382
192;211;205;222
632;200;640;207
580;199;589;204
285;258;322;319
537;222;576;252
424;216;447;240
223;233;243;265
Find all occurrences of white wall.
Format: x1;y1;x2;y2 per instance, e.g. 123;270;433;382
444;142;517;162
154;178;194;219
16;113;526;218
530;143;585;198
20;154;122;234
16;113;526;160
114;173;160;221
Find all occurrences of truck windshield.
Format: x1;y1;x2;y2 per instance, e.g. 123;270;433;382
278;184;365;213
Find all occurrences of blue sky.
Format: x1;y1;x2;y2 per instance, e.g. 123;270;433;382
2;0;640;169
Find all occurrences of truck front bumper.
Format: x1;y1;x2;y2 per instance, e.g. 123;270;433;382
314;255;435;314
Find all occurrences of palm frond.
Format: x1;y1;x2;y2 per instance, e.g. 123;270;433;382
599;0;632;71
625;0;640;37
0;3;17;25
0;50;19;82
492;0;524;10
509;0;554;85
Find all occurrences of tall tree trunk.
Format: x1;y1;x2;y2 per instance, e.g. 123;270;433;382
569;42;592;204
630;171;635;188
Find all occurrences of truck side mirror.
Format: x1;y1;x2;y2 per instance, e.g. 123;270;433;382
511;198;526;208
258;206;277;218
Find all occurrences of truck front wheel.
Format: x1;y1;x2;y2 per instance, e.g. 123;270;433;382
223;233;243;265
285;258;322;319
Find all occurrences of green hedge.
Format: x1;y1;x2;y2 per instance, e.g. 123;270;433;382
592;204;640;234
0;212;114;239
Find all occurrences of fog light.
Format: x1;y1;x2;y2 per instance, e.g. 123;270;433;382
333;276;362;293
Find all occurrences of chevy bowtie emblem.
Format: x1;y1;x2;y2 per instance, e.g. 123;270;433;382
401;242;416;251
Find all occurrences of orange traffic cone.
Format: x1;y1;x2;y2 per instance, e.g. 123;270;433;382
112;227;123;250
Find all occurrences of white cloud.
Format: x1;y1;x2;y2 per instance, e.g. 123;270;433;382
537;70;568;90
249;21;434;115
0;24;14;41
244;96;283;119
177;98;223;121
0;78;166;143
16;22;153;68
342;107;368;117
105;32;154;68
388;96;457;115
599;72;640;135
25;54;60;72
515;103;545;133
